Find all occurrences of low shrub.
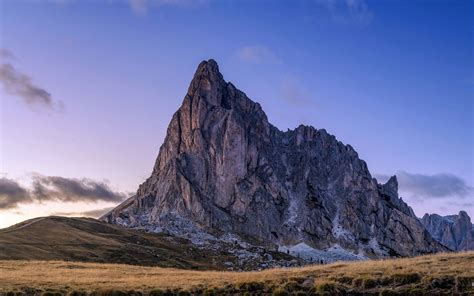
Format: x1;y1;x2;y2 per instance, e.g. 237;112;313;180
147;289;173;296
202;288;217;296
405;287;426;296
42;292;62;296
148;289;164;296
352;277;363;287
379;289;400;296
2;292;24;296
236;281;265;292
429;276;456;289
281;280;303;292
362;277;379;289
390;273;422;286
91;290;127;296
456;276;474;292
21;287;41;296
69;291;87;296
334;276;353;285
271;287;288;296
314;281;341;294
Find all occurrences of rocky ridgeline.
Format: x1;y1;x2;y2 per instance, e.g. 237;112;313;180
102;60;446;266
422;211;474;251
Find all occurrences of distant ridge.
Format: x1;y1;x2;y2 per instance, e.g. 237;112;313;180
422;211;474;251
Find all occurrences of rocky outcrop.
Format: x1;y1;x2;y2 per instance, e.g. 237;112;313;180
102;59;446;258
421;211;474;251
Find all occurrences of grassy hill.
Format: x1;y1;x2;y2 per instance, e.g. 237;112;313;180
0;252;473;295
0;216;230;270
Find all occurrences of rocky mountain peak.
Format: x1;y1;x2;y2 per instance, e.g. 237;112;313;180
380;176;399;199
103;59;447;263
385;175;398;189
421;211;474;251
187;59;224;101
458;210;470;220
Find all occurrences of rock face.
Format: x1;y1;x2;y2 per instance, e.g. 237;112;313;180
421;211;474;251
103;59;445;258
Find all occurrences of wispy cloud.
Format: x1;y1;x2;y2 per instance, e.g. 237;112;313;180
31;175;128;203
0;48;16;60
0;48;63;112
281;76;315;105
52;207;115;218
129;0;208;15
0;176;128;210
319;0;374;27
375;171;473;199
235;45;281;65
129;0;149;14
0;178;32;210
459;202;474;208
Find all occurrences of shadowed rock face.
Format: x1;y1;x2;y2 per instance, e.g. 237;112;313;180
422;211;474;251
103;59;445;257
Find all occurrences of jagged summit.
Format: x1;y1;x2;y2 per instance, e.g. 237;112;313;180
195;59;220;76
187;59;224;103
422;211;474;251
103;60;446;261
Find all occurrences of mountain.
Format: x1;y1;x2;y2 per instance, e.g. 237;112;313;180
102;59;446;261
0;216;296;270
421;211;474;251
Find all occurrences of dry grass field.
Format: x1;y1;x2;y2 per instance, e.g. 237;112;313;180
1;252;473;295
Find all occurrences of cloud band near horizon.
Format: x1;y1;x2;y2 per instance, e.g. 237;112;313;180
375;171;473;200
0;176;129;210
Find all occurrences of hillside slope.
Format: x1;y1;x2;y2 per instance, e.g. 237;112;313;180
0;216;289;270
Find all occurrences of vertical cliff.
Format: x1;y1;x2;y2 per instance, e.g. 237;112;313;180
422;211;474;251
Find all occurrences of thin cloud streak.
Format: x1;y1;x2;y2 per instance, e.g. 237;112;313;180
129;0;209;15
0;48;63;112
32;175;128;203
320;0;374;26
375;171;473;199
0;48;16;60
129;0;148;14
281;76;316;106
0;176;128;210
52;207;115;218
0;178;32;210
235;46;281;65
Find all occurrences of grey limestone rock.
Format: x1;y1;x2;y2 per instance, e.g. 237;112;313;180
422;211;474;251
102;59;446;258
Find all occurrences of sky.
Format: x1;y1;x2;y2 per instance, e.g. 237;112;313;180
0;0;473;228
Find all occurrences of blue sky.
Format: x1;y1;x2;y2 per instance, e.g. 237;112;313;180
0;0;473;227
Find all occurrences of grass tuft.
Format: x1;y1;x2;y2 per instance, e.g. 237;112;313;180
272;287;289;296
390;273;422;286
